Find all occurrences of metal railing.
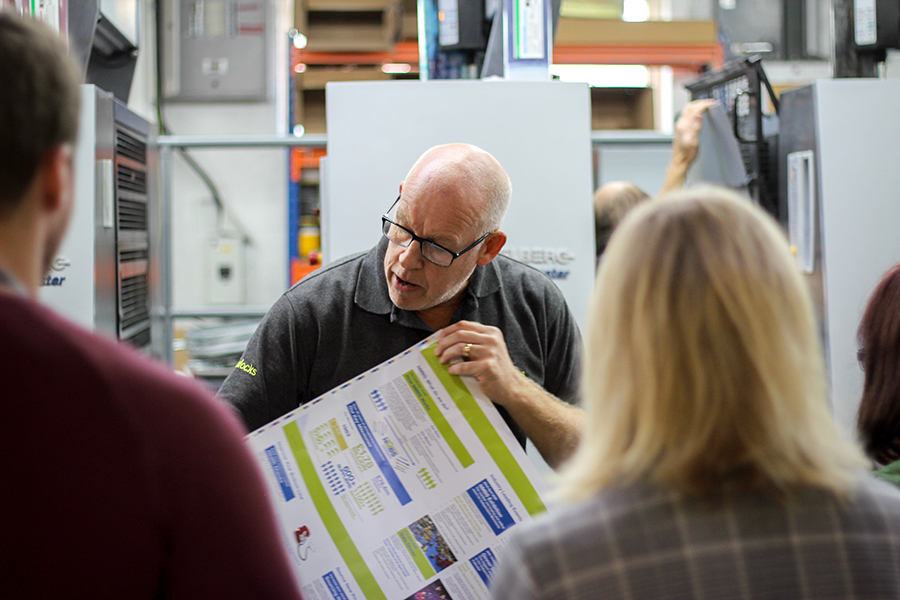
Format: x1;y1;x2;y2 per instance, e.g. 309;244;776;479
156;134;326;364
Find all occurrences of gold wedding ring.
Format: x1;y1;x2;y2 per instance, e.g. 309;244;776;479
463;343;473;359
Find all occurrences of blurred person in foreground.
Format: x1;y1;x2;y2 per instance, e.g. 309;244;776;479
492;185;900;600
857;263;900;487
0;12;302;599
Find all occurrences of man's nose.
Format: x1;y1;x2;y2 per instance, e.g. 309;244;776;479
398;240;423;268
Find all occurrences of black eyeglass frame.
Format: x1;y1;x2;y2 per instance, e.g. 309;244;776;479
381;195;493;267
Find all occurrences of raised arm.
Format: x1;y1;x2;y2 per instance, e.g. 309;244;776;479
657;99;718;198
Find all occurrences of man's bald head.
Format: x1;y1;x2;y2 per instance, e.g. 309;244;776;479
404;144;511;232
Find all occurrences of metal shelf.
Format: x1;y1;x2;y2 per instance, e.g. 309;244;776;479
293;38;722;72
158;134;327;149
157;134;328;364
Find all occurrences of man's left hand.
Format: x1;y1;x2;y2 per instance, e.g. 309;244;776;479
432;320;529;407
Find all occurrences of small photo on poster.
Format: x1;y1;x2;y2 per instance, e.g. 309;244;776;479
404;578;453;600
408;515;458;573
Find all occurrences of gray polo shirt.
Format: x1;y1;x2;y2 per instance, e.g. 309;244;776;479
218;238;582;441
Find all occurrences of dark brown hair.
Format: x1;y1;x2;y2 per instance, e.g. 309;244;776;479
0;11;81;214
857;263;900;465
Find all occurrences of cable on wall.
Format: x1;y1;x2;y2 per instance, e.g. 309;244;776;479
153;0;252;245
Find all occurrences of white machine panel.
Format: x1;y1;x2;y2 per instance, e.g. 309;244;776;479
594;136;674;196
323;80;595;328
812;78;900;435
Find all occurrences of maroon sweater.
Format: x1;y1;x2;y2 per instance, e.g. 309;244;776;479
1;291;302;599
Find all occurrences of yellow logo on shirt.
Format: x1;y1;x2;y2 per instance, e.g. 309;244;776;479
236;359;258;376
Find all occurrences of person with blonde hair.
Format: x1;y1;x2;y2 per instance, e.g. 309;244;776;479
491;185;900;600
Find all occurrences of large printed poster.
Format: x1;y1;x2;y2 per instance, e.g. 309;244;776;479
246;333;549;600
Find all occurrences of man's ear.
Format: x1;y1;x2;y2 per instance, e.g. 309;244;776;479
476;231;507;266
399;181;404;194
41;144;74;214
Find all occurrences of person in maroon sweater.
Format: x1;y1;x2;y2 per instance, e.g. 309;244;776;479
0;12;303;599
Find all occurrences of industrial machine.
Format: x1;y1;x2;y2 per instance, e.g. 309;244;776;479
39;85;161;357
684;49;900;438
686;56;781;222
778;78;900;436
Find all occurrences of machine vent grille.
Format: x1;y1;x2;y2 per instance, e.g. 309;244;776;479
118;198;148;231
114;121;152;352
124;327;152;349
116;128;147;164
117;165;147;195
119;248;149;262
120;273;150;330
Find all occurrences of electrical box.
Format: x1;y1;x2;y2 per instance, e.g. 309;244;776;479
716;0;832;60
854;0;900;54
206;235;246;304
438;0;487;51
162;0;269;101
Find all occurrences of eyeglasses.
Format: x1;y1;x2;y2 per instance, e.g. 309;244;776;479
381;195;492;268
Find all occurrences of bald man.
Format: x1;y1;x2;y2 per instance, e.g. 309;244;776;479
219;144;582;467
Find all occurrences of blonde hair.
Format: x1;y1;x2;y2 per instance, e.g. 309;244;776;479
559;185;867;500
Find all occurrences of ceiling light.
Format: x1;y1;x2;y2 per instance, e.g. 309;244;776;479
382;63;412;74
292;33;308;50
623;0;649;22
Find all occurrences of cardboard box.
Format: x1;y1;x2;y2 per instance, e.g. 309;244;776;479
401;11;417;40
556;18;717;46
296;89;327;134
590;87;654;130
300;0;403;52
401;0;417;39
299;65;391;89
